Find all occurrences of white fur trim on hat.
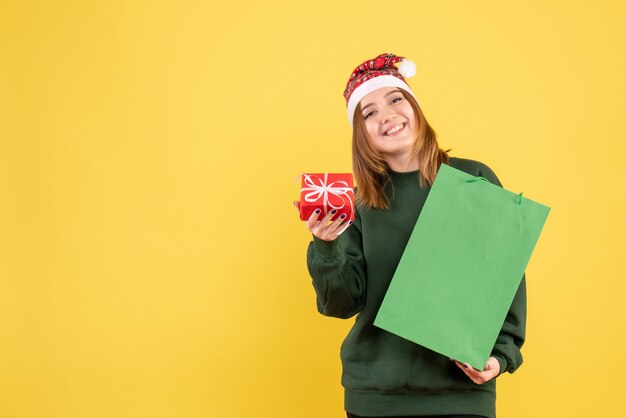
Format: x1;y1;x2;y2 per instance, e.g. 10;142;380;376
346;75;418;126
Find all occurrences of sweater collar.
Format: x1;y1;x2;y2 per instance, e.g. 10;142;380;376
388;168;421;184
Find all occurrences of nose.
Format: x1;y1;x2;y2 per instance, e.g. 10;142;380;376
380;105;398;125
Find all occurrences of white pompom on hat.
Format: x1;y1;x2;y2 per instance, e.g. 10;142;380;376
343;53;418;126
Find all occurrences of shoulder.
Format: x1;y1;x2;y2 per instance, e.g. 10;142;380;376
448;157;502;187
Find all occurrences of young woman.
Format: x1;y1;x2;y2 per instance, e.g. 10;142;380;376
295;53;526;418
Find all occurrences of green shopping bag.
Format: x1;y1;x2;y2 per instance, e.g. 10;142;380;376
373;163;550;369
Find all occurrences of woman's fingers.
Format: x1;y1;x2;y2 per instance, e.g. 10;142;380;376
314;210;340;239
321;213;351;240
328;213;348;234
300;206;353;241
306;208;322;230
313;209;338;231
452;359;497;385
320;209;338;224
453;360;478;381
335;217;353;236
311;210;345;241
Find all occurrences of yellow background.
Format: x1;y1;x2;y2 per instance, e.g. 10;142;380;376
1;1;625;417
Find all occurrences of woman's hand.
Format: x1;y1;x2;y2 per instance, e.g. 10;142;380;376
293;201;352;241
453;357;500;384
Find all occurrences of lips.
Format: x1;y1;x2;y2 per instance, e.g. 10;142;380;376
384;122;406;136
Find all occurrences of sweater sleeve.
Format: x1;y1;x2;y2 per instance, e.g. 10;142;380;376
491;275;527;375
478;162;527;375
306;208;367;319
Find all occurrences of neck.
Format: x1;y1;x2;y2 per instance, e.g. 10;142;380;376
385;154;419;172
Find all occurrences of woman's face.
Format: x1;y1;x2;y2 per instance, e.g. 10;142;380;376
359;87;418;159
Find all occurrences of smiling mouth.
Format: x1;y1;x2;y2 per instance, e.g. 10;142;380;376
384;123;406;136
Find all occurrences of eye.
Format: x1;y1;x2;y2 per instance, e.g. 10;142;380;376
363;110;375;119
391;97;403;104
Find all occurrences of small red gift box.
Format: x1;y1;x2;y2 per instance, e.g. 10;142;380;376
299;173;355;222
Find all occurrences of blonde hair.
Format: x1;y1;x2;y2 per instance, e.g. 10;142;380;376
352;89;450;209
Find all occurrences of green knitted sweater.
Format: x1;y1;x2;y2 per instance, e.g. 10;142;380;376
306;157;526;418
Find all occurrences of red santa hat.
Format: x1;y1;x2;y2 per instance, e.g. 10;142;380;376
343;53;417;126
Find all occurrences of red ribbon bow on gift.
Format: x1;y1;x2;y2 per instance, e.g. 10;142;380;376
301;174;354;220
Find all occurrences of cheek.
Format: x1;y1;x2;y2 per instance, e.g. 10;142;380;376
403;104;416;122
405;109;418;133
410;118;418;135
365;120;380;140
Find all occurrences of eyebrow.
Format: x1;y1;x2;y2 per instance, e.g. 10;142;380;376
361;89;403;113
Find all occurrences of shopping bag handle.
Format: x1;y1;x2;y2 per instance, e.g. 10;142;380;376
466;177;524;205
465;176;489;184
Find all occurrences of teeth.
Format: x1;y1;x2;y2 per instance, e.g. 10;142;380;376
386;123;404;135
